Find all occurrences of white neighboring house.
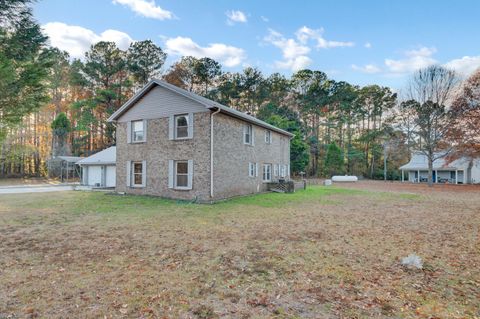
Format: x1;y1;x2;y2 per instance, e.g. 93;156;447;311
76;147;116;188
399;151;480;184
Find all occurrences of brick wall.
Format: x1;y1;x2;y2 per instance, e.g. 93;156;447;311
116;112;211;201
212;113;290;200
116;111;291;202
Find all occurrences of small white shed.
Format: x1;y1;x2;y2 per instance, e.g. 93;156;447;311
76;147;116;188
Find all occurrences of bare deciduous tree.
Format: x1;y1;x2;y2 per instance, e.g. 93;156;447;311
405;65;460;186
447;69;480;159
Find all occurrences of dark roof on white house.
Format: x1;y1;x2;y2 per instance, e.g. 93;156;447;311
107;79;294;137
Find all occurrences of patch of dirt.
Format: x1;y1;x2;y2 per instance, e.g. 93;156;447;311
0;183;479;318
337;179;480;194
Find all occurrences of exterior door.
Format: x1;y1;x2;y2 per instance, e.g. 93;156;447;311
106;165;116;187
87;166;102;186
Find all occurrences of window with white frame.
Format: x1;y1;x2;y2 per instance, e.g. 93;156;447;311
263;164;272;182
175;114;189;139
280;164;286;178
132;161;143;186
175;161;189;188
265;130;272;144
249;162;256;177
132;120;144;142
243;124;253;145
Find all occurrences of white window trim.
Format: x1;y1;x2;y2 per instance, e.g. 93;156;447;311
280;164;286;178
131;120;145;143
174;160;189;190
131;161;144;187
263;163;272;182
174;114;189;140
169;113;193;140
265;130;272;144
243;124;254;145
248;162;255;177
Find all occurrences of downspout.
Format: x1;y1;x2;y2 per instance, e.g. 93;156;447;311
210;108;221;198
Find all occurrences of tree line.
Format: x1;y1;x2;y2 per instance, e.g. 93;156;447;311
1;0;479;182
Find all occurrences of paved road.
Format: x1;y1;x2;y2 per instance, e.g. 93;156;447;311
0;184;76;194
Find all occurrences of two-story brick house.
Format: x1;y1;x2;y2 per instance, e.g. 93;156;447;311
108;79;293;202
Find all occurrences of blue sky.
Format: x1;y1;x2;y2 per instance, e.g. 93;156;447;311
34;0;480;89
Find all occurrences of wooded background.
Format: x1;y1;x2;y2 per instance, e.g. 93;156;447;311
1;0;479;180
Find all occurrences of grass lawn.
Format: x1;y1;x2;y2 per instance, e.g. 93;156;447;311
0;184;479;318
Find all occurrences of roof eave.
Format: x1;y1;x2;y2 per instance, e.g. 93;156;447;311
209;105;294;138
107;80;160;122
77;162;116;165
109;79;294;138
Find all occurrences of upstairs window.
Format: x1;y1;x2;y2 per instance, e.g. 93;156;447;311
169;113;193;140
265;130;272;144
244;124;253;145
132;120;144;142
175;114;189;139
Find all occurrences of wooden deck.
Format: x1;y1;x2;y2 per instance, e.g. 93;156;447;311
267;180;306;193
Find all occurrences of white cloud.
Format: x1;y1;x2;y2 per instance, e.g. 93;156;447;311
351;46;480;78
164;36;246;67
295;26;354;49
351;64;381;74
260;16;269;22
276;56;313;72
226;10;247;25
364;42;372;48
444;56;480;76
112;0;174;20
384;47;437;73
264;27;353;72
264;29;311;71
42;22;133;59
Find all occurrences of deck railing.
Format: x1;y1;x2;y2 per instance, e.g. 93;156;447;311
267;179;306;193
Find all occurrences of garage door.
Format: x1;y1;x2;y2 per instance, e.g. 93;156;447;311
106;165;116;187
87;166;102;186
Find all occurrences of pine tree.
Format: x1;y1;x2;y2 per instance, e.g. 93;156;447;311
325;143;345;176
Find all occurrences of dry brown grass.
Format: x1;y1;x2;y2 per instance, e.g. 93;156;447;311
0;183;479;318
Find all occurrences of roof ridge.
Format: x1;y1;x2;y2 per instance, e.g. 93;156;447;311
108;79;294;137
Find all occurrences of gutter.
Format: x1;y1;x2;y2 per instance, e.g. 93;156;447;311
206;104;294;138
210;108;221;198
109;79;293;138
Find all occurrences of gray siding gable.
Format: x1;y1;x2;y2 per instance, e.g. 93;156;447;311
118;86;208;122
109;80;293;137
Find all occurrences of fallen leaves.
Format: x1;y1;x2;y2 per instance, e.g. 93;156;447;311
1;184;480;318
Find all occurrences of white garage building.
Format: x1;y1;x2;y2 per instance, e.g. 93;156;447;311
77;146;116;188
